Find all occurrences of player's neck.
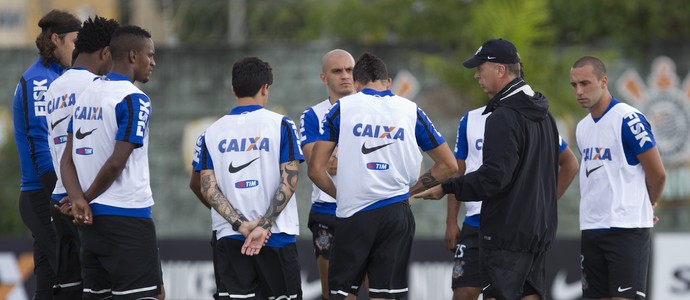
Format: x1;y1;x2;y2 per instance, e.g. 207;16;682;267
236;96;265;107
590;92;613;119
72;53;102;75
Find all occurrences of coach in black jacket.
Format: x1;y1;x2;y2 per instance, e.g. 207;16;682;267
414;38;559;300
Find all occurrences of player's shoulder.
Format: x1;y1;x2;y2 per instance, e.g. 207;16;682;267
609;101;642;117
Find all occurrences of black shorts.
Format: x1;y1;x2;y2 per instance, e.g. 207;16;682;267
19;190;57;299
581;228;651;299
307;209;336;259
452;224;481;289
50;199;82;298
480;248;546;300
215;237;302;299
329;201;415;300
79;215;162;299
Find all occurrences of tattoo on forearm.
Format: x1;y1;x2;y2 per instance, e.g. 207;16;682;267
201;173;246;225
259;161;299;230
420;170;439;188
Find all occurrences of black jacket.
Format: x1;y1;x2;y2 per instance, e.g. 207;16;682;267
442;78;559;252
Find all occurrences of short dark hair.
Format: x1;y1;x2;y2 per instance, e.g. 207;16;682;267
573;56;607;79
35;9;81;66
353;52;388;85
75;16;119;55
109;25;152;61
232;57;273;98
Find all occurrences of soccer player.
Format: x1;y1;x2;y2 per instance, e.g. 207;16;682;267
415;38;561;300
446;104;578;300
299;49;355;300
197;57;304;299
308;52;458;300
11;9;80;298
570;56;665;300
60;25;163;299
44;16;119;299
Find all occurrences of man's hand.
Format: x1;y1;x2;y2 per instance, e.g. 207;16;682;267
53;197;73;217
412;185;445;200
71;198;93;225
241;227;270;256
237;219;260;237
652;202;660;225
445;223;460;252
326;147;338;176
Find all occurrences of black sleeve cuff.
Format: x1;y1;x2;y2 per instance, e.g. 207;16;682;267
39;171;57;199
441;178;456;195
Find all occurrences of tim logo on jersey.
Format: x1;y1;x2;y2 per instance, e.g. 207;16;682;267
47;93;76;114
353;123;405;140
218;137;270;153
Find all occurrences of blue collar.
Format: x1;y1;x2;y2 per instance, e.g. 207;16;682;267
229;105;263;115
70;66;88;72
361;88;394;97
592;97;620;123
105;72;132;82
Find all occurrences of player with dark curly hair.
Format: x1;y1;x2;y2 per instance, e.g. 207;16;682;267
44;15;119;299
11;9;80;299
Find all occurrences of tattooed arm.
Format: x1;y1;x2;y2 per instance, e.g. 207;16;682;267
409;142;458;196
242;160;300;256
200;169;248;227
258;160;299;230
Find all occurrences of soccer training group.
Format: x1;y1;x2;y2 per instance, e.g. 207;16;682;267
12;9;665;300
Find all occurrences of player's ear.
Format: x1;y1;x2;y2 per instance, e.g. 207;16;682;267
385;78;392;89
128;49;137;64
260;83;270;97
100;46;110;60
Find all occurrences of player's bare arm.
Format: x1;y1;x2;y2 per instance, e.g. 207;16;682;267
242;160;299;256
637;146;666;206
445;159;466;252
409;142;458;197
200;169;249;227
556;146;579;199
82;140;135;201
308;140;337;198
189;171;212;209
60;133;92;225
258;160;299;230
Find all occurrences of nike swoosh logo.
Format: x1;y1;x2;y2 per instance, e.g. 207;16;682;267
228;157;260;173
618;286;632;292
487;56;496;59
51;115;70;129
361;142;394;154
585;165;603;177
551;269;582;300
75;127;97;140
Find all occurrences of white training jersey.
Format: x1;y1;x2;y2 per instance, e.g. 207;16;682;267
299;98;337;205
198;106;302;239
576;99;655;230
453;106;489;217
69;73;153;209
319;88;445;218
45;68;98;196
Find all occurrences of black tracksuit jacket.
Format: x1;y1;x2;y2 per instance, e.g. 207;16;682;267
442;78;560;253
